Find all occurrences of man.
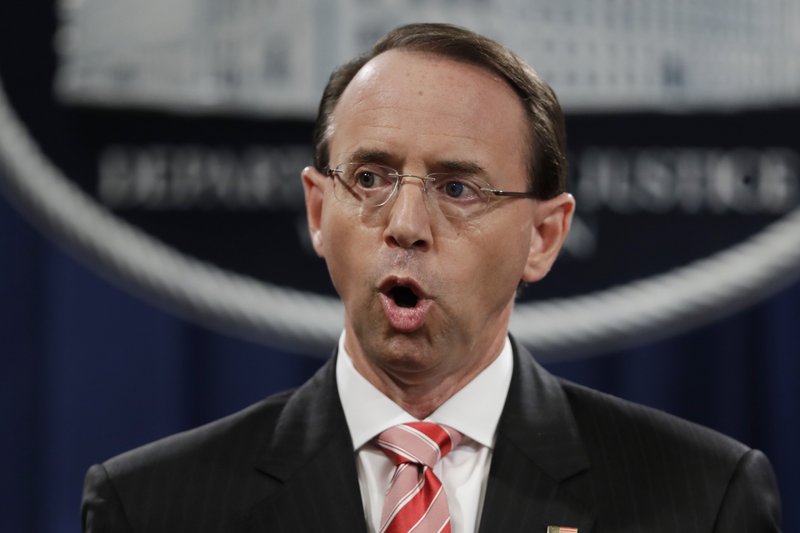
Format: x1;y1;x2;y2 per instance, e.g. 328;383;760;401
82;23;781;532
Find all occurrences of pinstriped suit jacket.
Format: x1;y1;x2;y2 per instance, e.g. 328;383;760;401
81;339;781;532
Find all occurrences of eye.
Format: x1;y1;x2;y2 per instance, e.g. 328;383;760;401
348;164;394;191
355;171;379;189
436;176;483;201
444;181;465;198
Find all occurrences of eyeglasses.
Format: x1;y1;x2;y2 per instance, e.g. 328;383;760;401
325;162;537;220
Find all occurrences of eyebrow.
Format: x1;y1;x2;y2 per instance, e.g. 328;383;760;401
344;149;488;176
434;160;487;176
345;148;394;165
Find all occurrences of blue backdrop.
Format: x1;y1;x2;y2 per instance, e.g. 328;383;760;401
1;190;798;532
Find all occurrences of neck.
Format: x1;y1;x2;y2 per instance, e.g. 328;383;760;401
348;329;508;420
378;373;484;420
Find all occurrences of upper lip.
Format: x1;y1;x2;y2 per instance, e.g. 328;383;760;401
378;276;429;300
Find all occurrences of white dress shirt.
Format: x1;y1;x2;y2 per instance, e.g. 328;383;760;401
336;333;513;533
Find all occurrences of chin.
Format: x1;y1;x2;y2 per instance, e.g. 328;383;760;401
370;331;437;366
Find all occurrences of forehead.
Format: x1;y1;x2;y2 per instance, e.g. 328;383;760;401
328;50;530;181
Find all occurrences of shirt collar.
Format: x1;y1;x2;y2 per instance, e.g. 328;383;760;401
336;332;513;450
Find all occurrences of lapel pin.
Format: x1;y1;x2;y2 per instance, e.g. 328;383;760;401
547;527;578;533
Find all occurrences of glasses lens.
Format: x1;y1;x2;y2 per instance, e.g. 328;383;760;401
330;163;491;220
333;163;397;207
428;174;491;219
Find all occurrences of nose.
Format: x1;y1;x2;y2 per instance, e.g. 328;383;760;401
383;176;433;250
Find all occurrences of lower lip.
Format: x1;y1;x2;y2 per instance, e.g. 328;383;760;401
379;293;432;333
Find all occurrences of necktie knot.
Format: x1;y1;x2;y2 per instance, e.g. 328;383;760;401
376;421;461;468
376;422;462;532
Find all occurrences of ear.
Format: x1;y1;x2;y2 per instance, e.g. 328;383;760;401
522;192;575;283
302;165;327;257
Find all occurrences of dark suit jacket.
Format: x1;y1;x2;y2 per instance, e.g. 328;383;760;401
82;340;781;532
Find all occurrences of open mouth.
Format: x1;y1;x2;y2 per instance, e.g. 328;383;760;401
378;277;431;332
380;278;426;308
389;285;419;308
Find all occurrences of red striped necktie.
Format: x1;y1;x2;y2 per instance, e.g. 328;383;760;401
375;422;462;533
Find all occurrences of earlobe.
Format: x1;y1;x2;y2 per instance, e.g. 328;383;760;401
522;193;575;283
302;166;327;257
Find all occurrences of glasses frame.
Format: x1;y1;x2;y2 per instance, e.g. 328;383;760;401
324;162;538;219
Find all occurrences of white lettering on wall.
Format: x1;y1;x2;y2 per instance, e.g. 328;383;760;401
98;144;309;209
576;147;799;214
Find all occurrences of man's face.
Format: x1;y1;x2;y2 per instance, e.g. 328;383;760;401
303;50;571;392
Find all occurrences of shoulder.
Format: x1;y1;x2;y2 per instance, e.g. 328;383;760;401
560;378;749;462
104;389;295;478
558;379;781;531
81;389;297;532
82;355;345;532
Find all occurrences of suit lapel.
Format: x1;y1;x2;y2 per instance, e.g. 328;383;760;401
238;340;594;532
479;339;595;533
244;353;368;533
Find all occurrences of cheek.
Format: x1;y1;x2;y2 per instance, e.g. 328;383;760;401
319;209;349;288
450;224;530;306
320;209;373;299
486;241;528;291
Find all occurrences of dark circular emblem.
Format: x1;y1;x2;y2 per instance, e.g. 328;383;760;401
2;4;799;360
